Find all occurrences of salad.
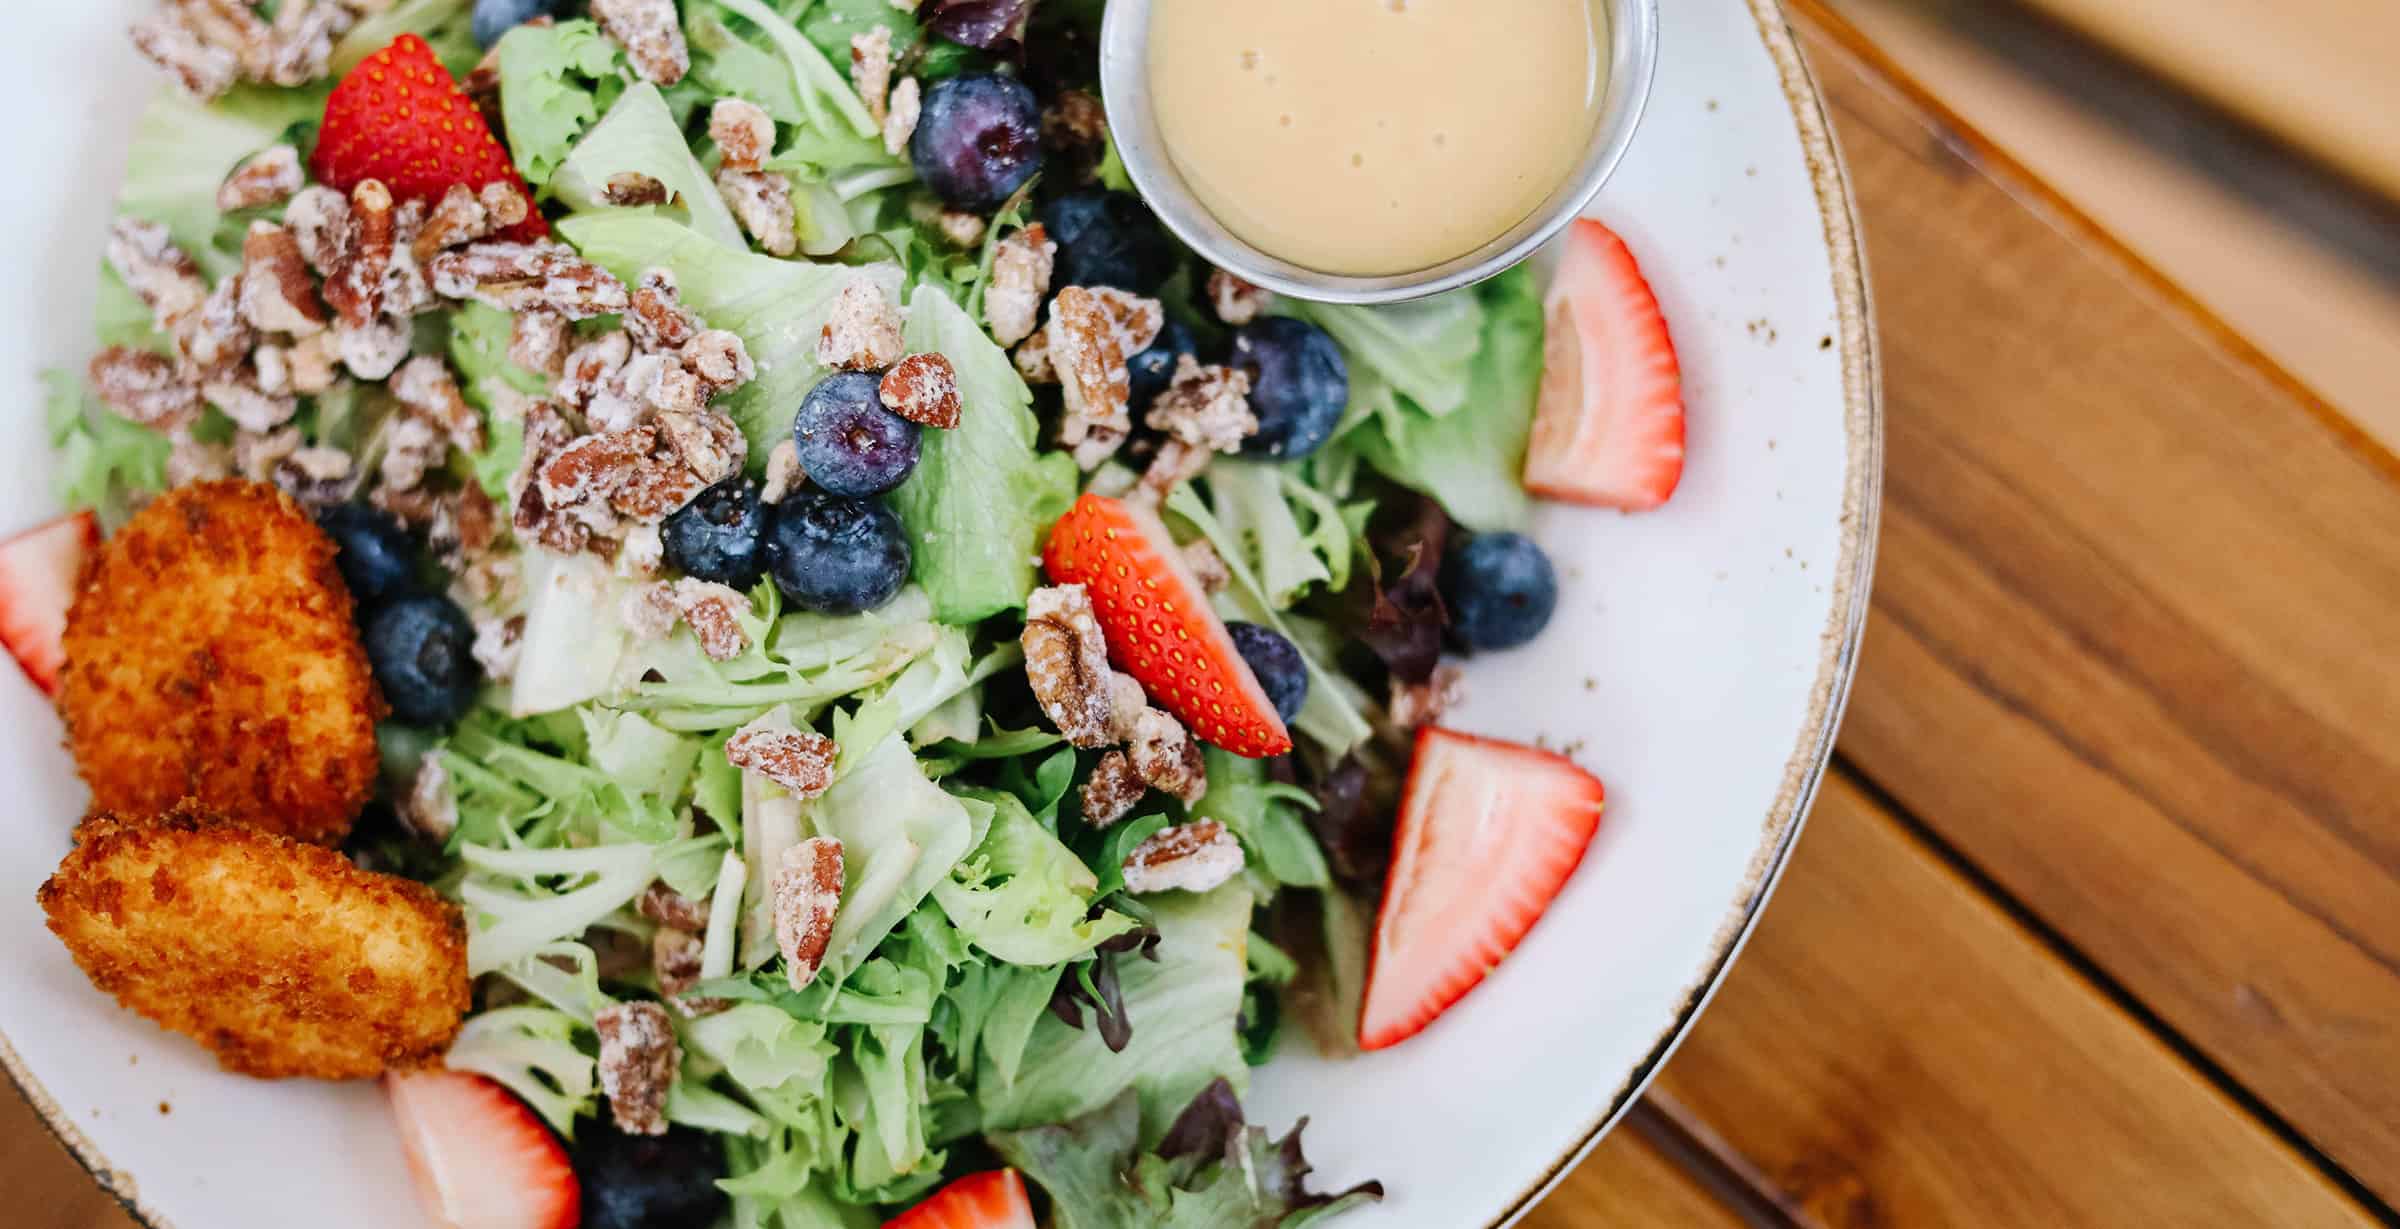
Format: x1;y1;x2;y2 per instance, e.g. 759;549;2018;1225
11;1;1692;1226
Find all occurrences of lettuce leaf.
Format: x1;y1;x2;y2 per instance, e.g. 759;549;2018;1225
457;841;658;973
1193;460;1362;611
560;212;905;469
932;789;1138;965
706;0;881;145
115;85;328;280
45;370;169;526
1282;287;1486;419
553;82;748;248
1187;750;1330;894
445;1005;598;1136
509;549;641;717
497;19;628;187
889;284;1081;623
622;585;944;732
332;0;480;77
808;736;980;976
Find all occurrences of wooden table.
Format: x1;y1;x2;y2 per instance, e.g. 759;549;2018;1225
9;3;2398;1225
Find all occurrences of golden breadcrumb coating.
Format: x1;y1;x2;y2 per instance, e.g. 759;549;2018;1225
60;480;382;845
38;803;469;1080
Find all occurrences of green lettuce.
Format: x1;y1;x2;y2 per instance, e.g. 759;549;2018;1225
116;85;327;280
809;736;980;976
1188;750;1330;895
508;549;641;717
706;0;881;147
497;19;628;186
457;841;658;973
332;0;479;76
932;790;1138;965
553;82;748;248
45;370;169;526
890;284;1081;623
1194;461;1362;610
623;585;944;732
1283;287;1486;418
445;1005;598;1136
560;211;905;469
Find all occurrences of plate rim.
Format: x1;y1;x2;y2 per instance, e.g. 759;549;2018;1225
0;0;1884;1223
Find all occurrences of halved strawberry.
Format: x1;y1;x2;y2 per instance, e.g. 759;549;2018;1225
1523;218;1685;510
1042;493;1293;758
0;511;98;698
885;1169;1036;1229
386;1070;579;1229
1358;727;1606;1050
311;35;546;241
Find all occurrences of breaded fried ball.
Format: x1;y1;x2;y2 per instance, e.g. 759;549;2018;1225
60;481;382;845
39;804;469;1080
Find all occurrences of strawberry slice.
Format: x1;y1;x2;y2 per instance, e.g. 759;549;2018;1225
1523;218;1686;510
0;511;97;698
311;35;546;241
1042;493;1293;758
386;1070;580;1229
884;1169;1036;1229
1358;727;1606;1050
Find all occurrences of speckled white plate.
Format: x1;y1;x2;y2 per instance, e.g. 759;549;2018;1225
0;2;1877;1225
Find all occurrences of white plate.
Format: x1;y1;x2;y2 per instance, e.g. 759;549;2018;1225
0;2;1878;1225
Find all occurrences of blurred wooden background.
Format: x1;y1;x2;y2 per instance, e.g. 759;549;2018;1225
10;1;2399;1225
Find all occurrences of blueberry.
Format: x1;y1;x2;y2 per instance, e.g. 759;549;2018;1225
573;1121;728;1229
1439;533;1559;651
764;493;912;614
471;0;568;49
1040;189;1177;295
363;595;482;726
1231;317;1349;460
792;371;922;499
1228;622;1309;725
316;504;417;605
662;477;767;588
1129;319;1200;414
911;74;1044;211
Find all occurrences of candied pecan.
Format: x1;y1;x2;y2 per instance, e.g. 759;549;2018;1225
655;410;745;485
882;78;921;158
880;354;961;429
509;308;572;377
394;356;484;451
167;431;234;486
710;98;776;173
428;241;631;318
726;725;837;797
284;332;342;395
985;223;1054;348
1146;356;1255;451
238;222;329;336
130;15;240;100
772;838;845;991
106;218;208;335
179;274;256;377
1122;820;1246;895
1127;708;1207;803
272;444;357;509
1390;664;1466;731
413;182;529;262
622;353;708;419
88;348;201;431
321;180;396;327
286;186;352;276
1080;751;1148;828
1180;539;1231;595
1041;89;1109;186
683;330;756;394
556;330;633;414
594;1001;679;1137
816;278;904;372
540;427;650;508
593;0;689;86
232;425;302;481
935;208;987;249
849;28;895;127
1013;330;1057;385
1207;268;1269;326
621;581;683;639
262;0;346;87
638;881;712;931
716;169;798;258
336;315;412;381
1022;585;1123;748
761;440;803;504
379;412;448;492
603;173;671;207
397;753;457;843
206;368;299;435
1048;286;1163;469
651;928;727;1016
217;144;303;211
629;579;753;657
625;269;700;353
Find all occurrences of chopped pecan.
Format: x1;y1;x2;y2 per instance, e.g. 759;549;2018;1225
882;77;921;158
726;725;837;797
130;15;240;100
167;431;234;487
509;308;572;377
556;330;634;415
217;144;303;211
1181;539;1231;596
413;182;529;262
1022;584;1123;748
1080;750;1148;828
471;609;528;680
179;273;256;377
716;169;799;258
984;223;1055;347
603;173;671;207
651;927;711;1013
880;354;962;429
284;331;342;394
594;1001;679;1137
1013;330;1057;385
762;440;804;504
394;356;485;451
397;752;457;843
1207;268;1269;326
631;578;754;660
620;581;682;640
682;330;757;394
1048;286;1164;469
540;427;651;509
654;409;746;486
816;278;904;372
106;218;208;335
772;838;845;991
286;186;352;276
935;208;987;249
206;368;299;435
710;98;776;173
1041;89;1109;186
1146;357;1255;451
593;0;690;86
261;0;346;87
620;353;709;420
232;425;302;481
378;412;448;493
625;269;701;353
1122;820;1246;895
427;241;631;318
1390;664;1466;731
238;222;329;336
336;315;412;381
321;179;396;328
849;28;894;127
273;444;357;509
1127;708;1207;803
638;881;712;931
87;348;201;431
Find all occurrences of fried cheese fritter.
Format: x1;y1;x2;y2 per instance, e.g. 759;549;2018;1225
60;480;382;845
39;804;470;1080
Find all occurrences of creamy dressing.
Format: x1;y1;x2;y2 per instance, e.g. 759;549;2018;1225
1148;0;1606;276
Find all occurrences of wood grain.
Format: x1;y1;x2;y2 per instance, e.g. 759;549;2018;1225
0;1083;127;1229
1631;773;2376;1226
1522;1111;1754;1229
1793;11;2400;1205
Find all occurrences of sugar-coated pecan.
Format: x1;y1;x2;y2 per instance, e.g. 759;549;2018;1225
772;837;845;991
984;223;1055;348
217;144;304;211
87;348;202;431
1022;584;1125;749
726;725;838;797
816;278;905;372
592;0;690;85
880;354;962;429
594;1001;679;1136
711;97;777;173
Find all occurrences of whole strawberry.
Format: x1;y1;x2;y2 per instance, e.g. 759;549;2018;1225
311;34;545;241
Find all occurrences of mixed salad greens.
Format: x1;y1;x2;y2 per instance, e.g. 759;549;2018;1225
53;1;1583;1224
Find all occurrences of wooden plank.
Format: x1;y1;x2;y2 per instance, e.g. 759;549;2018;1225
1792;10;2400;1205
1525;1109;1756;1229
1633;773;2377;1226
0;1086;127;1229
